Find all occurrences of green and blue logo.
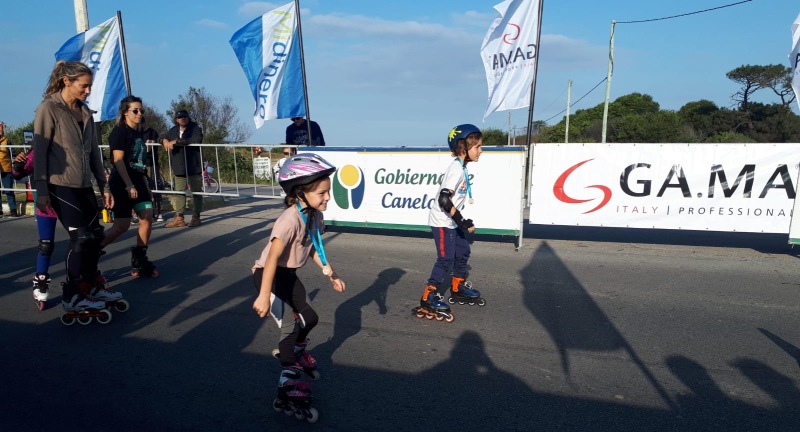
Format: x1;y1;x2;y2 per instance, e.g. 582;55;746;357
333;164;365;209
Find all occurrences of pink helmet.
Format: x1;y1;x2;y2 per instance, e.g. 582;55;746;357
278;153;336;194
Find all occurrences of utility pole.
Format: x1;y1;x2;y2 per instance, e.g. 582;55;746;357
601;20;615;144
74;0;89;32
565;80;572;143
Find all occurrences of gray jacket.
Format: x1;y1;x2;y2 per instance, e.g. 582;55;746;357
33;93;107;196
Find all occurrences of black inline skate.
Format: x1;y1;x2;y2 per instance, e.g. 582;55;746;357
60;279;113;326
131;245;159;278
273;365;319;423
448;276;486;306
412;284;455;323
32;272;51;311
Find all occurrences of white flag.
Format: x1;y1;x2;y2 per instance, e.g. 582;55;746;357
230;2;306;129
55;16;127;122
790;12;800;110
481;0;541;119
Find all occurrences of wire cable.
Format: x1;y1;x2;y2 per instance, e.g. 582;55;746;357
616;0;753;24
542;77;607;123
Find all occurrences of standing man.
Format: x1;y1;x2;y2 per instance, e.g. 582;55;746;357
0;121;18;217
286;117;325;147
161;110;204;227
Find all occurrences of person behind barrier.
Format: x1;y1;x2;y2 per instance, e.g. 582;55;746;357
0;121;18;217
99;96;159;278
142;116;164;222
12;148;59;305
286;117;325;147
32;60;122;312
161;109;203;227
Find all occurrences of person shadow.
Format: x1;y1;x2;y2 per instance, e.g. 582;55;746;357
757;327;800;368
667;355;800;430
313;267;400;363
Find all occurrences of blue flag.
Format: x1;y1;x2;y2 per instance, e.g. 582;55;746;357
230;1;306;129
55;16;127;122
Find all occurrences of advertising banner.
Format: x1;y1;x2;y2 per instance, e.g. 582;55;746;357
529;143;800;233
312;147;527;236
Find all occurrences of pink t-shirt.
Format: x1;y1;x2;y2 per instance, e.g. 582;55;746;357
252;205;324;271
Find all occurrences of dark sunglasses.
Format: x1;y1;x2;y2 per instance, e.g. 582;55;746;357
128;108;143;114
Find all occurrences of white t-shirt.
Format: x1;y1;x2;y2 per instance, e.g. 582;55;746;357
428;158;469;228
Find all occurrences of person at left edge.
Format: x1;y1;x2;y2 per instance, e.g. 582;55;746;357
32;60;123;312
100;96;159;278
0;121;18;217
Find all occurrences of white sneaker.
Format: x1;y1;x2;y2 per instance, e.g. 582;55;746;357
33;288;49;302
156;214;164;222
62;294;105;311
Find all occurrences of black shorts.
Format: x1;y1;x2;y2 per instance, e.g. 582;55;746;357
109;171;153;216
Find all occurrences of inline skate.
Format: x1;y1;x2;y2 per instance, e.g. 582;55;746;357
448;276;486;306
271;338;320;380
60;280;112;326
32;273;51;311
88;271;130;313
131;245;159;278
272;365;319;423
412;284;455;323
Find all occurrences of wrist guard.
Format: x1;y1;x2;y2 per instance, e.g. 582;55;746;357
452;211;474;231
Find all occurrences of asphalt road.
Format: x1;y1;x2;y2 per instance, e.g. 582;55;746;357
1;198;798;432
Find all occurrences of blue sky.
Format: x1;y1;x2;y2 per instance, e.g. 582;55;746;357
0;0;797;146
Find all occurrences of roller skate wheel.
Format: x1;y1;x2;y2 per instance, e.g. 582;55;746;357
114;299;130;313
425;313;434;320
272;398;283;412
309;370;321;380
37;300;46;311
96;309;113;325
305;407;319;423
435;314;444;321
77;314;93;325
284;407;294;416
447;297;455;304
445;313;455;323
131;269;140;278
151;269;160;278
60;313;76;326
478;298;486;306
271;348;280;359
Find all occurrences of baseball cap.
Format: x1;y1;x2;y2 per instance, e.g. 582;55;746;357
175;110;189;119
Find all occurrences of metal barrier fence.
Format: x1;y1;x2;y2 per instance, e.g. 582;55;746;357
0;143;300;206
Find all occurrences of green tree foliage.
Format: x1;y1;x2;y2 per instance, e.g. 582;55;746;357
726;64;795;110
168;86;251;144
481;128;508;146
535;65;800;144
4;121;34;148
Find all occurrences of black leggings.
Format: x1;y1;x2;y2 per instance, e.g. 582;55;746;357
253;267;319;365
48;185;104;296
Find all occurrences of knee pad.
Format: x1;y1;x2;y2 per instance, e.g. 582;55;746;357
133;201;154;213
38;239;54;256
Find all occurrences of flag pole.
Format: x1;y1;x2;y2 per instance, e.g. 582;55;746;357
293;0;313;144
115;11;132;96
73;0;89;32
523;0;544;147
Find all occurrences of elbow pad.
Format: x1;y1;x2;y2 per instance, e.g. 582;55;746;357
438;189;454;213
